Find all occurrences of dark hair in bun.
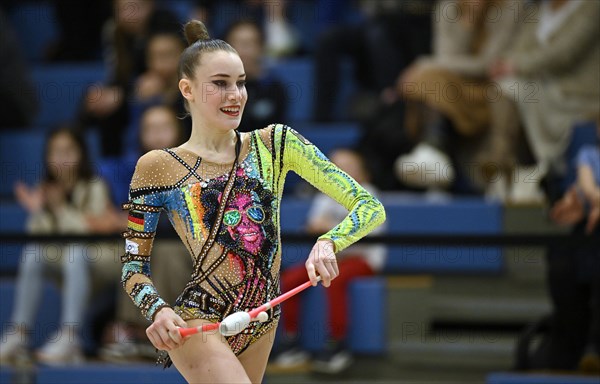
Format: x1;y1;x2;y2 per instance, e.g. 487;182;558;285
183;20;210;45
179;20;237;80
178;20;238;112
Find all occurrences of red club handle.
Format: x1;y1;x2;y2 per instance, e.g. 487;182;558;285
178;277;321;337
179;321;219;337
249;278;318;318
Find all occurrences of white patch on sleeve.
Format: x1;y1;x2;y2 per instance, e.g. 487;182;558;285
125;239;139;254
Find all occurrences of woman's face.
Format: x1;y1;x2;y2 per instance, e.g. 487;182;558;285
147;35;184;81
140;107;181;151
181;50;247;132
227;24;262;72
47;132;82;181
114;0;154;34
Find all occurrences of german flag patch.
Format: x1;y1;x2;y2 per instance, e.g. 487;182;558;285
128;211;145;232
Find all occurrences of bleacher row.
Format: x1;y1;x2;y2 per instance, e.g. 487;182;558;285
0;197;504;325
14;59;352;129
9;1;357;63
2;367;599;384
0;196;504;383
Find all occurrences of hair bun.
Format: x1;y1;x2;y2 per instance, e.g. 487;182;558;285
184;20;210;46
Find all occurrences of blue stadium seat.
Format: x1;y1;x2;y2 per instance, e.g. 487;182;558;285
270;59;314;122
280;244;312;270
384;198;502;233
0;245;22;275
298;283;328;352
487;372;600;384
0;131;46;197
278;274;387;354
279;199;312;268
0;201;26;273
0;367;12;384
0;278;61;348
286;0;322;53
279;199;310;233
157;0;194;23
97;157;136;206
300;123;361;155
36;364;186;384
270;59;355;122
31;63;107;127
383;198;504;274
0;202;27;233
8;2;59;62
349;278;386;354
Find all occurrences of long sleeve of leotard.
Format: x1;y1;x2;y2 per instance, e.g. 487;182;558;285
273;124;386;252
121;150;170;321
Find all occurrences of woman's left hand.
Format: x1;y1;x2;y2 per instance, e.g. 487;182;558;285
586;201;599;234
44;183;66;213
305;239;339;287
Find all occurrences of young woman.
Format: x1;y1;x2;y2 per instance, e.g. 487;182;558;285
0;129;114;365
120;20;386;383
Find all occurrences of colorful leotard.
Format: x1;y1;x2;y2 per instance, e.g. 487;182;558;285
121;124;386;355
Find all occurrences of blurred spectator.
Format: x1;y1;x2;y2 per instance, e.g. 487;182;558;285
539;119;599;372
103;104;186;206
490;0;600;202
98;105;192;362
313;0;433;122
135;32;185;105
103;0;180;87
78;0;180;157
0;9;38;129
0;129;117;365
224;19;286;132
124;31;189;157
192;0;299;58
270;148;387;374
190;0;214;25
393;0;524;192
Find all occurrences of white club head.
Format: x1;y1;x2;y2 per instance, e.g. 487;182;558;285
255;311;269;323
219;312;251;336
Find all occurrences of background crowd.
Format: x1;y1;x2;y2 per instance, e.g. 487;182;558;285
0;0;598;380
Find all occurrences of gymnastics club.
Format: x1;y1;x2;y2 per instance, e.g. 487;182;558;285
179;276;322;338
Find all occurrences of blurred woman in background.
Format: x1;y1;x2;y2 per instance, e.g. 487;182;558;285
392;0;524;192
0;129;115;365
99;105;192;363
224;20;286;133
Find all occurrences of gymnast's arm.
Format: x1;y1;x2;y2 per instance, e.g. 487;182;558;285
278;125;386;252
273;124;386;283
121;151;186;350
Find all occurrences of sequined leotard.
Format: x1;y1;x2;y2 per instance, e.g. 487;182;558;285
121;124;386;355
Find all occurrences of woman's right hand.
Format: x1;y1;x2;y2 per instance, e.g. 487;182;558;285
85;86;123;117
146;307;188;351
14;181;44;214
305;239;338;288
550;187;584;226
135;73;164;101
